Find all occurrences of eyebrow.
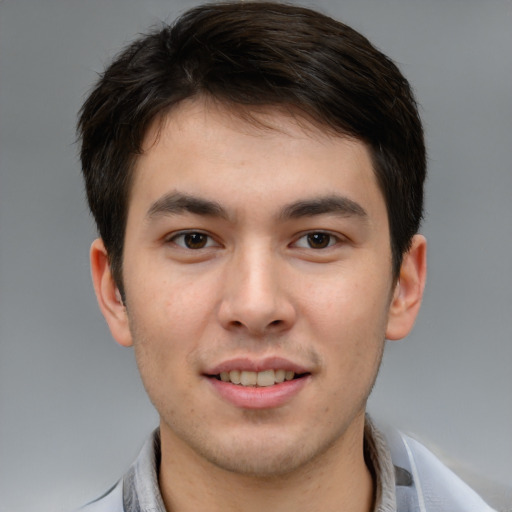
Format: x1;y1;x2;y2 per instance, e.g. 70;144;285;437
146;192;367;223
278;195;368;221
146;192;228;220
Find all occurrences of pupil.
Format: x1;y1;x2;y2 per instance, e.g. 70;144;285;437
308;233;329;249
185;233;206;249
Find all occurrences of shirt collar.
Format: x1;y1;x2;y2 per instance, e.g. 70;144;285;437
364;416;398;511
123;429;166;512
123;418;404;512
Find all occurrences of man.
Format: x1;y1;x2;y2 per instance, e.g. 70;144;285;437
77;2;496;511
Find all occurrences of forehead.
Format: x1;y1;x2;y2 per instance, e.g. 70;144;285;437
129;99;385;222
143;99;344;152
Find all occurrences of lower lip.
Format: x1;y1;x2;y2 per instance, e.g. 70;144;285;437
207;375;310;409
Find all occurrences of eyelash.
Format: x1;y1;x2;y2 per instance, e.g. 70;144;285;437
167;230;342;250
292;232;341;250
167;231;219;250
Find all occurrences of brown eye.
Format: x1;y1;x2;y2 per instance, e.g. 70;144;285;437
307;233;332;249
171;232;217;249
184;233;207;249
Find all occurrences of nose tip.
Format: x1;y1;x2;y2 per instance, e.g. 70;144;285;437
217;258;296;336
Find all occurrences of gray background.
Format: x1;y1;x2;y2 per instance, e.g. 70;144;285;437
0;1;511;511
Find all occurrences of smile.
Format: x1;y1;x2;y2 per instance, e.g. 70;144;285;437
215;369;301;387
208;370;311;409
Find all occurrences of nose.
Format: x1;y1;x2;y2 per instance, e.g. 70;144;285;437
217;247;296;336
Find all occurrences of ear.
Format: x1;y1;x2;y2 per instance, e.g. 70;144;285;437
90;238;133;347
386;234;427;340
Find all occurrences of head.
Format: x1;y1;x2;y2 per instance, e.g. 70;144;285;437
79;1;427;484
78;1;426;299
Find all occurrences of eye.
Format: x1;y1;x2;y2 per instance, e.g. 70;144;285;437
169;231;218;249
294;232;338;249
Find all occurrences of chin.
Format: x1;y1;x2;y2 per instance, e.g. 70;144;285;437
181;423;341;479
203;441;316;478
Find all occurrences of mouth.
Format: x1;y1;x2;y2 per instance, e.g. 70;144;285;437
204;357;313;408
209;369;310;387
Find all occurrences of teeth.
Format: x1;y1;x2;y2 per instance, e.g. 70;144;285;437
229;370;241;384
275;369;285;383
240;370;257;386
218;369;297;386
257;370;275;387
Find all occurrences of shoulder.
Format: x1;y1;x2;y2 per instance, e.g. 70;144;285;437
385;427;497;512
78;480;123;512
76;429;161;512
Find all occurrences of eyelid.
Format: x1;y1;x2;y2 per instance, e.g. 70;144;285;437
166;230;220;249
291;231;344;249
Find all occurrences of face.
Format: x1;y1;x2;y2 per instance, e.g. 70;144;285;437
93;100;424;478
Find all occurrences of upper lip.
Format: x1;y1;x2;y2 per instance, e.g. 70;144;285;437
205;356;312;376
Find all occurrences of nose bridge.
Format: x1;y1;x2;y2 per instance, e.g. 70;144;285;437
218;239;294;334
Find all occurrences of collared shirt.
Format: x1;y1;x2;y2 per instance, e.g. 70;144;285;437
83;417;496;512
120;417;402;512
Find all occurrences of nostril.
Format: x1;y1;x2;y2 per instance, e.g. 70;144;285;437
269;320;282;327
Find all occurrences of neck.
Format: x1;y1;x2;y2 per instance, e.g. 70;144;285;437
158;416;375;512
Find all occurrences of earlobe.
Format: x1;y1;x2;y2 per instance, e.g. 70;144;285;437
90;238;133;347
386;234;427;341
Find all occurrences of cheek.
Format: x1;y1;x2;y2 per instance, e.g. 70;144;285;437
306;277;390;329
128;289;203;415
125;268;223;394
133;334;199;424
301;273;391;369
128;263;218;332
